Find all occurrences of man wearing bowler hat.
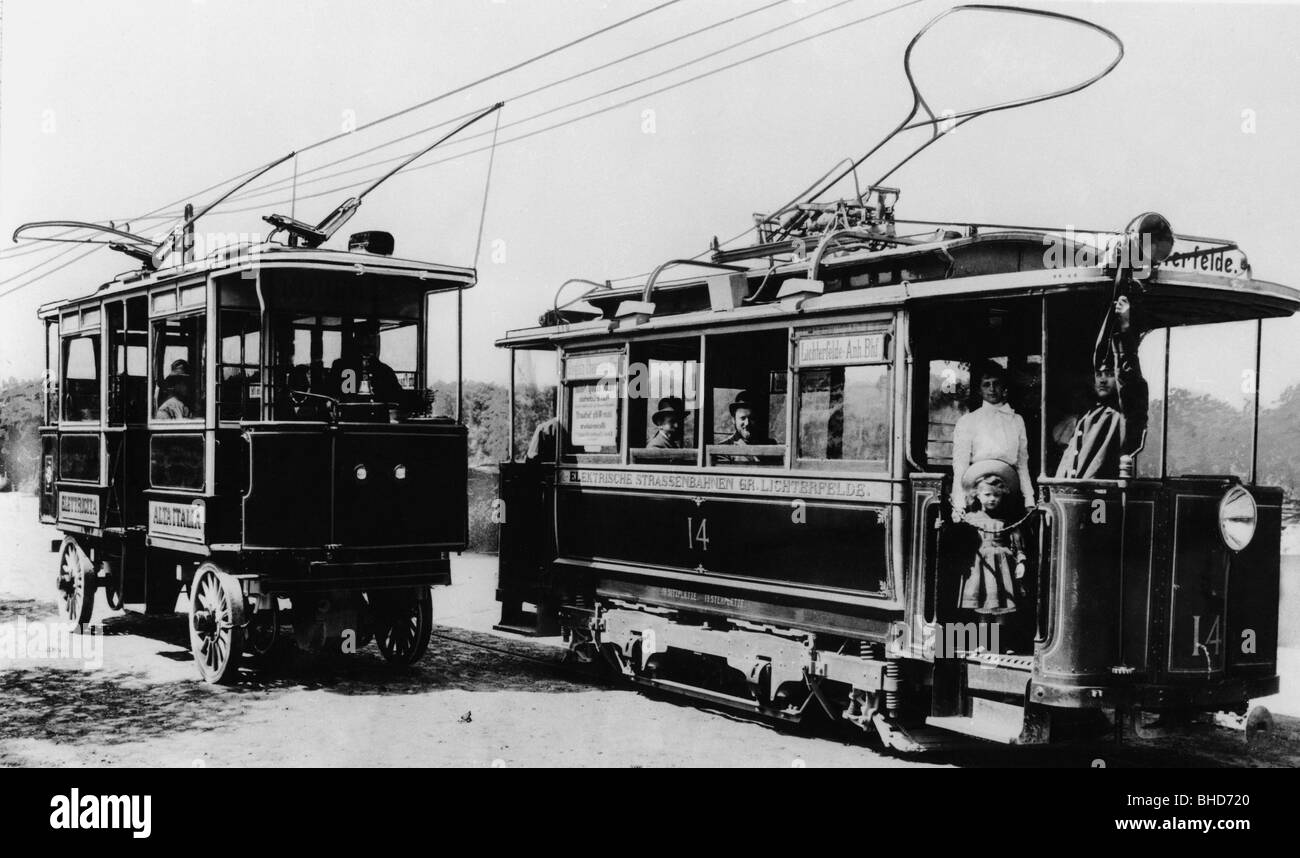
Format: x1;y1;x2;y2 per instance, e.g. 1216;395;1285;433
721;390;775;447
646;396;686;449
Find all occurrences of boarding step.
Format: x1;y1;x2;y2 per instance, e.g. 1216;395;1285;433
926;696;1029;744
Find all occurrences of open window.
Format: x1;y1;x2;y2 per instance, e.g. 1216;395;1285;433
512;346;560;463
794;326;892;472
704;329;787;467
562;349;623;463
629;337;700;466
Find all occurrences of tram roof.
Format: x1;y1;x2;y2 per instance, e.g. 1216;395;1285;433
37;242;476;318
497;230;1300;349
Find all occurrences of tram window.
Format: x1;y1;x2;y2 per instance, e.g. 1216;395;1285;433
59;434;100;482
151;314;205;421
425;290;458;419
1163;320;1257;479
219;310;261;421
791;329;891;471
702;330;786;467
61;334;101;422
273;316;418;417
629;338;700;465
1133;332;1167;479
562;350;622;463
925;360;970;467
107;298;148;424
45;321;59;425
513;347;559;462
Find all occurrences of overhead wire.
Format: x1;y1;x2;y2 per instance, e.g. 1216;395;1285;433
215;0;929;217
222;0;877;209
0;0;690;282
4;0;931;298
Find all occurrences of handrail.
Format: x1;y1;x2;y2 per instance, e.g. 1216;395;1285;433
641;259;747;304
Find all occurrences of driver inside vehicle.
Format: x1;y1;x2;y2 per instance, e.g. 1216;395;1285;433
330;322;405;406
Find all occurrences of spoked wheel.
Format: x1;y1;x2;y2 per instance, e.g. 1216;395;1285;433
372;587;433;666
56;537;95;626
188;563;247;684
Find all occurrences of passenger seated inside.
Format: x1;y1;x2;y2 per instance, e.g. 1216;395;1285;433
713;390;781;465
330;322;405;406
646;397;685;449
155;360;193;420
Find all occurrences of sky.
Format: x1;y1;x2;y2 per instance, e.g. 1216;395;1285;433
3;0;1300;407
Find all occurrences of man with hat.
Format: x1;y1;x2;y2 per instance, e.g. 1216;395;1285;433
646;396;686;449
330;320;405;406
720;390;775;447
155;359;193;420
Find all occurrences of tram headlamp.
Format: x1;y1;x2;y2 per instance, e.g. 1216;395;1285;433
1218;485;1257;552
1124;211;1175;266
393;465;407;481
354;465;368;482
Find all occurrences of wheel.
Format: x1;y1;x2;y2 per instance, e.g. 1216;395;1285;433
56;537;95;626
188;563;247;684
102;555;124;611
1246;705;1274;744
372;587;433;666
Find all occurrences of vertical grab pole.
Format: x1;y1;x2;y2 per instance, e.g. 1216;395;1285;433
456;289;463;424
1160;327;1171;479
1250;318;1263;484
1039;296;1048;481
508;350;516;462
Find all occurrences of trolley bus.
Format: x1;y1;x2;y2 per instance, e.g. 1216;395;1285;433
23;105;500;683
493;6;1296;748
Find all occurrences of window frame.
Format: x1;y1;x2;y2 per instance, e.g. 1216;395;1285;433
148;277;211;430
627;333;704;468
58;306;104;425
791;321;895;474
559;345;626;465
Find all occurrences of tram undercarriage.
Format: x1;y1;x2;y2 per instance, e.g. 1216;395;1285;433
547;576;1277;752
55;532;450;683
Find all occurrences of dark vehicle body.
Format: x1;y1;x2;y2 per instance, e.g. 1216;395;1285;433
40;241;470;682
495;212;1296;747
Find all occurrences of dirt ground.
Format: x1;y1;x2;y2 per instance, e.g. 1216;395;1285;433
2;492;1299;768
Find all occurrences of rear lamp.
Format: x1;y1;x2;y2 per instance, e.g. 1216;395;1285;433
1218;485;1257;552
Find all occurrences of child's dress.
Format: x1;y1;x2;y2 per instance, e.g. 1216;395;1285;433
959;510;1023;615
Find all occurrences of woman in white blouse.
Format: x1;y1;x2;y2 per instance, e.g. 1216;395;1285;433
950;361;1035;520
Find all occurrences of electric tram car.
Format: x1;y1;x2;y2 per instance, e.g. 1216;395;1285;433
494;7;1296;749
28;218;471;683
